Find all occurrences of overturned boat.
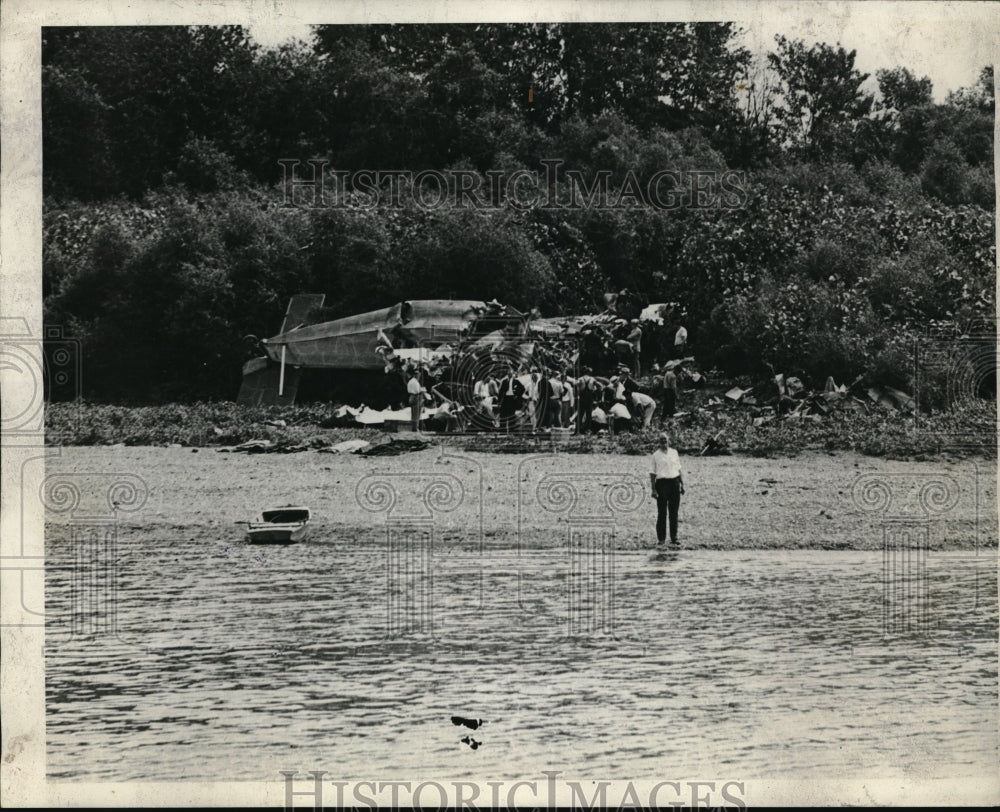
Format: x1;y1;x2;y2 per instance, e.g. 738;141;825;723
245;506;311;544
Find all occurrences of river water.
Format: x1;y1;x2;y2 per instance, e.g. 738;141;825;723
45;536;997;785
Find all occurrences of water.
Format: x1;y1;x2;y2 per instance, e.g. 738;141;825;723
45;535;997;783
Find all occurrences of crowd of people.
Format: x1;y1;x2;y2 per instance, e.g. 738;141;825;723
402;358;685;435
369;290;696;434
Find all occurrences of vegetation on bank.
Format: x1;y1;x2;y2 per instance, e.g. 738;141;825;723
41;25;995;404
45;399;995;460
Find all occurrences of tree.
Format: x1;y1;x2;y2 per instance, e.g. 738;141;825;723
876;66;933;116
728;56;781;167
768;36;874;157
920;138;970;205
314;22;750;135
559;23;749;132
42;26;261;198
946;65;994;113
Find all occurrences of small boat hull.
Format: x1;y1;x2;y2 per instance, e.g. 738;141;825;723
246;523;309;544
245;506;311;544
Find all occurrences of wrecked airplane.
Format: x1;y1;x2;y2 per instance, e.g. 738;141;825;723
237;295;528;406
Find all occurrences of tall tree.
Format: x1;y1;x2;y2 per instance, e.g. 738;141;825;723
876;66;933;116
314;22;750;135
946;65;994;113
768;36;874;157
727;56;781;167
42;26;260;198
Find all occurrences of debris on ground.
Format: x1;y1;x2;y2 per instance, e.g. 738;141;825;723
690;372;909;425
700;430;730;456
318;439;372;454
866;385;916;413
356;436;431;456
218;438;310;454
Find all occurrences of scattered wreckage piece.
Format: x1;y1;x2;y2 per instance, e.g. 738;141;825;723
866;385;916;413
357;437;431;456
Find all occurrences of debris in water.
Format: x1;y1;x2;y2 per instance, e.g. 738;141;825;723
451;715;485;730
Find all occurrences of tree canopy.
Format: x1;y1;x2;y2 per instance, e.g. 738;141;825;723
42;24;995;402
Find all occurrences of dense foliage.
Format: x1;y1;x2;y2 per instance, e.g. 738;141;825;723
42;25;995;403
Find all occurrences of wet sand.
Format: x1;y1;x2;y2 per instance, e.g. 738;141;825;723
45;447;996;549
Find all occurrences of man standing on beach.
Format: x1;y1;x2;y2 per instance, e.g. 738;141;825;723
649;432;684;546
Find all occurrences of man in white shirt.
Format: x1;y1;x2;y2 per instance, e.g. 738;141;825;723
524;371;541;430
547;375;564;428
590;404;609;431
407;367;426;432
558;371;575;429
649;432;685;546
631;390;656;429
673;325;688;359
608;399;632;435
473;377;494;424
627;320;642;375
498;366;525;428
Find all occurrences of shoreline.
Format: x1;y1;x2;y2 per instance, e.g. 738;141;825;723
43;446;997;551
44;400;998;462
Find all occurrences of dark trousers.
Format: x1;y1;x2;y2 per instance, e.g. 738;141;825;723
410;393;424;431
660;390;676;422
578;394;593;434
655;477;681;543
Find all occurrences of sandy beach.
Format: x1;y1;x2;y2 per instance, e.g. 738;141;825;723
44;446;996;550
